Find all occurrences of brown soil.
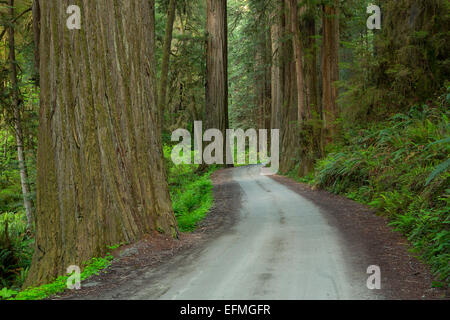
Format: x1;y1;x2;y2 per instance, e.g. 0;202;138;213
270;174;448;300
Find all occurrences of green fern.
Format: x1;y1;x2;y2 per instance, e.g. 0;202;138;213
426;158;450;186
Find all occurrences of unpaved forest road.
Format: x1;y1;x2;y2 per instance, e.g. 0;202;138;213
145;165;376;300
85;165;386;300
67;165;444;300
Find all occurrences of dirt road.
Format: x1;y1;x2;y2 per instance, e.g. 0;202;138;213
141;165;377;299
65;165;442;300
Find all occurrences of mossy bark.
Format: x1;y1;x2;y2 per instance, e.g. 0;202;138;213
26;0;177;287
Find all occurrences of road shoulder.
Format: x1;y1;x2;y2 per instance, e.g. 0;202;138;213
270;174;447;300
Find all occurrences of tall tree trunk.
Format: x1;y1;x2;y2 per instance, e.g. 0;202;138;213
321;1;339;144
288;0;307;122
279;0;299;174
8;0;34;230
264;27;272;130
270;0;283;130
158;0;177;129
205;0;229;164
299;3;323;174
303;5;319;119
26;0;177;287
255;47;264;129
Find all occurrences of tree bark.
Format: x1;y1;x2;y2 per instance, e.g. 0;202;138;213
303;7;319;119
270;0;283;130
279;0;299;174
300;3;323;173
8;0;34;230
158;0;177;128
205;0;229;165
264;27;272;130
288;0;307;122
26;0;178;287
321;2;340;144
255;47;264;129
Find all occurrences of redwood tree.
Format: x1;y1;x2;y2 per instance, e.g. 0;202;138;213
26;0;177;287
205;0;229;164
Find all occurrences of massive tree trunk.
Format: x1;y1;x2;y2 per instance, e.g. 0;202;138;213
8;0;34;230
158;0;177;129
279;0;299;174
205;0;229;164
26;0;177;287
288;0;307;122
321;1;340;144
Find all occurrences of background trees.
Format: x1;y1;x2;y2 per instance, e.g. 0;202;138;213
7;0;33;230
0;0;37;290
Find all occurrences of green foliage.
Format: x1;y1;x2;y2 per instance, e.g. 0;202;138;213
164;145;217;232
228;0;271;129
173;173;214;232
4;251;115;301
0;287;18;299
339;0;450;123
310;100;450;286
0;0;39;292
0;212;33;289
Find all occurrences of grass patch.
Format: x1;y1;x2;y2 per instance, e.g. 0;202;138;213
1;245;118;300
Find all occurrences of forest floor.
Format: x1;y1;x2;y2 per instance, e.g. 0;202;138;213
53;166;446;300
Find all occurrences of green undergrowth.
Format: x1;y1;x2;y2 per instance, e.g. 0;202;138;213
289;97;450;288
0;212;33;291
164;145;218;232
1;244;119;300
